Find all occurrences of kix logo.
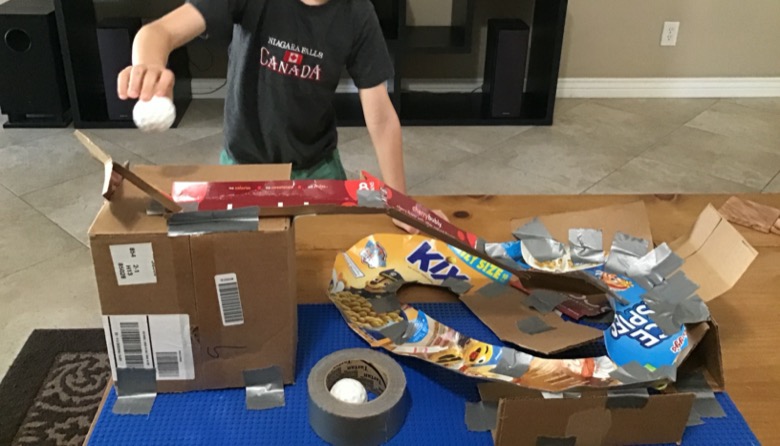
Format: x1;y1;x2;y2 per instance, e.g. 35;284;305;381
406;242;469;281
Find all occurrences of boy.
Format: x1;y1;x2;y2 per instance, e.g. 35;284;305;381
118;0;427;230
117;0;408;198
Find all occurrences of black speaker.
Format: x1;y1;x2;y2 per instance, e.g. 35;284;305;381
97;18;141;121
0;0;71;128
484;19;530;119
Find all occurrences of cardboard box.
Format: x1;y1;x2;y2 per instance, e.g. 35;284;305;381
469;201;756;445
86;150;297;392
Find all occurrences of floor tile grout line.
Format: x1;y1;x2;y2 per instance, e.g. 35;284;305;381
0;245;88;284
17;184;91;247
763;171;780;193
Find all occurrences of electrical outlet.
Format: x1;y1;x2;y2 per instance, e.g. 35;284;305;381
661;21;680;46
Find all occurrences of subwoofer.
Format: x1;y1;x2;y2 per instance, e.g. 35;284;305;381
0;0;71;128
484;19;530;119
97;18;142;121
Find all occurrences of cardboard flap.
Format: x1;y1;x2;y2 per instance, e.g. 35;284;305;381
461;286;603;355
492;393;693;446
511;201;654;253
75;131;182;213
670;204;758;301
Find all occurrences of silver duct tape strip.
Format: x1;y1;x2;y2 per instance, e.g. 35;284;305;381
536;437;577;446
490;347;533;378
609;362;676;385
524;290;569;314
643;272;709;335
524;238;567;262
356;190;385;208
308;349;410;446
513;219;565;262
477;281;508;298
604;232;650;276
465;401;498;432
517;316;556;335
146;200;166;216
686;407;705;427
626;243;684;289
441;277;473;295
376;320;410;345
513;218;554;240
542;392;582;399
482;243;518;271
676;373;726;419
113;368;157;415
605;387;650;409
569;228;604;265
367;294;402;314
244;366;286;411
168;207;259;237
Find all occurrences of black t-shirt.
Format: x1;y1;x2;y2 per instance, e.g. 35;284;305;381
189;0;394;169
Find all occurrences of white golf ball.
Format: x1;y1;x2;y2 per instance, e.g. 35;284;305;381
133;96;176;133
329;378;368;404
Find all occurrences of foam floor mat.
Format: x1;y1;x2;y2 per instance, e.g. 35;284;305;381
88;304;760;446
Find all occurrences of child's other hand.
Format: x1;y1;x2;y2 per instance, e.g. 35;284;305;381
117;64;175;102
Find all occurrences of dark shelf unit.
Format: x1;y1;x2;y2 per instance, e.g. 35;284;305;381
343;0;567;127
53;0;191;129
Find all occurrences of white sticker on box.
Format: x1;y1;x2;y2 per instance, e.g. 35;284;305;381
109;243;157;286
215;273;245;326
102;314;195;382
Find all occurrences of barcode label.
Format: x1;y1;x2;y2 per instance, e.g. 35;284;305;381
155;352;180;378
103;315;195;382
119;322;144;368
215;273;244;326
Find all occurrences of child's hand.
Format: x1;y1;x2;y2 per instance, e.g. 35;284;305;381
393;210;449;235
117;64;175;102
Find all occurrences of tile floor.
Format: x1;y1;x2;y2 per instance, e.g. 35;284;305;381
1;97;779;379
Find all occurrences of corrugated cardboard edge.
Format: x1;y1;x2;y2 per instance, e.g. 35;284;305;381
670;204;758;302
75;131;182;213
485;389;694;446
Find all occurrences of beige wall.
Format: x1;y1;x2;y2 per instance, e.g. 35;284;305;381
409;0;780;78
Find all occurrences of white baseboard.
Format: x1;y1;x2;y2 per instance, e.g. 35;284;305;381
557;77;780;98
192;77;780;100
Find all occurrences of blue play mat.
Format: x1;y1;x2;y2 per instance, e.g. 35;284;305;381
88;304;760;445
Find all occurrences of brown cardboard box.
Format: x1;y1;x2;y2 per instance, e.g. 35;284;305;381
475;201;757;445
89;160;297;392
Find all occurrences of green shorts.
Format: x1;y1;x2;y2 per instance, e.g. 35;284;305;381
219;149;347;180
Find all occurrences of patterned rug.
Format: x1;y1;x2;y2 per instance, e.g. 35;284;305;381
0;330;109;446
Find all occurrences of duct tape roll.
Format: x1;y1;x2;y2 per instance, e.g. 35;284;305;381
308;349;410;446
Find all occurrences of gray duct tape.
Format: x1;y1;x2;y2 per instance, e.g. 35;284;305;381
465;401;498;432
523;238;567;262
626;243;684;289
605;387;650;409
441;277;473;294
308;349;410;446
686;407;705;427
536;437;577;446
609;362;677;385
367;294;402;314
490;347;533;378
524;290;569;314
476;281;508;298
484;242;511;263
676;373;726;419
513;218;554;240
113;368;157;415
604;232;649;276
146;199;166;216
168;207;259;237
376;320;410;345
244;365;285;411
643;272;708;335
517;316;556;335
356;190;386;209
569;228;604;265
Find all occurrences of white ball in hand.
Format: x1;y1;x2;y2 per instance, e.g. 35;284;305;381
133;96;176;133
330;378;368;404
